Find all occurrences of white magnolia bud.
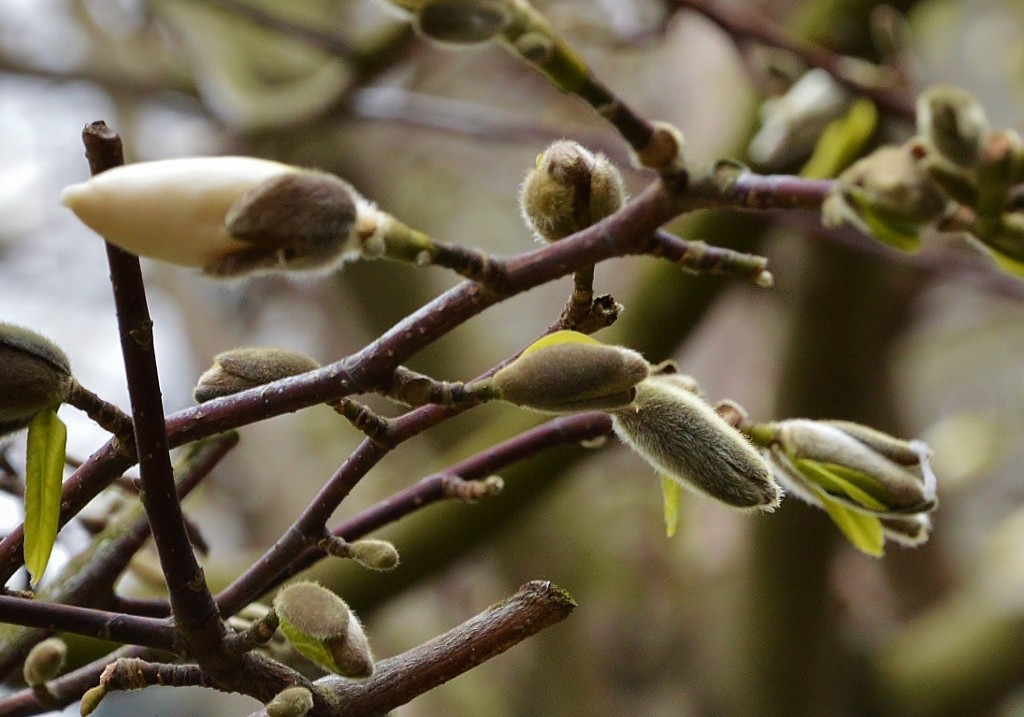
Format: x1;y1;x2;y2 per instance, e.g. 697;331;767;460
61;157;374;277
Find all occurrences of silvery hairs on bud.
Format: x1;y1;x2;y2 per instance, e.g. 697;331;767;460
0;322;73;436
612;374;781;511
518;140;627;243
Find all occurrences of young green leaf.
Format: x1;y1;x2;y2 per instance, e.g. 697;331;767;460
812;486;885;557
24;408;67;585
660;474;682;538
800;98;878;180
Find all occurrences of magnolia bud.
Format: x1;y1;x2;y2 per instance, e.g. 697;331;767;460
770;419;937;515
274;581;374;678
23;637;66;687
485;331;649;413
267;686;314;717
194;347;320;402
347;539;401;571
822;140;949;251
611;375;780;511
61;157;371;277
415;0;511;45
0;323;72;436
519;141;626;242
880;513;932;547
79;684;107;716
916;85;990;167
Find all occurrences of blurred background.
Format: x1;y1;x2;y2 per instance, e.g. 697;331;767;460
1;0;1024;715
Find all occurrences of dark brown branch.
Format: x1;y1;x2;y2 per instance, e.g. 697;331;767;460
217;412;612;614
674;0;916;119
0;597;175;651
257;581;576;717
81;121;227;663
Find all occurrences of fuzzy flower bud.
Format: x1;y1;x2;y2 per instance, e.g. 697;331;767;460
194;347;320;402
916;85;991;167
519;141;627;242
415;0;512;45
822;140;949;252
266;686;314;717
484;331;649;413
347;539;401;571
0;323;73;436
611;374;780;511
23;637;66;687
274;581;374;678
60;157;375;277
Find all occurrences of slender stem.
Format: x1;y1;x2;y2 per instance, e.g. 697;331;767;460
81;122;226;661
217;412;612;613
0;597;175;651
674;0;916;119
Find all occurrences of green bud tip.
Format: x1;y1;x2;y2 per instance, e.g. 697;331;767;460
487;331;650;413
194;347;320;402
267;686;314;717
79;685;107;717
611;375;780;511
415;0;512;46
23;637;67;687
348;539;401;571
0;322;72;436
916;85;990;167
519;141;627;243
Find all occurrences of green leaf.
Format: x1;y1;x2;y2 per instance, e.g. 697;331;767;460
24;408;67;585
844;188;923;252
801;99;878;180
794;458;888;512
277;616;346;674
812;486;885;557
660;475;682;538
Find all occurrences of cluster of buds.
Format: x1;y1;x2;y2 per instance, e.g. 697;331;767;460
750;419;937;556
824;84;1024;276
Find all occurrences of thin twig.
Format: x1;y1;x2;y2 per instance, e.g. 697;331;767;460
674;0;916;119
249;581;576;717
82;122;227;656
0;597;175;650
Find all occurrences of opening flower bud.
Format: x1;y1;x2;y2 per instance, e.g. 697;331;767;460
0;323;72;436
519;141;627;242
822;140;949;252
194;347;320;402
61;157;369;277
23;637;66;687
916;85;990;167
770;419;937;515
267;686;314;717
611;376;780;511
486;331;649;413
415;0;511;45
273;581;374;678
